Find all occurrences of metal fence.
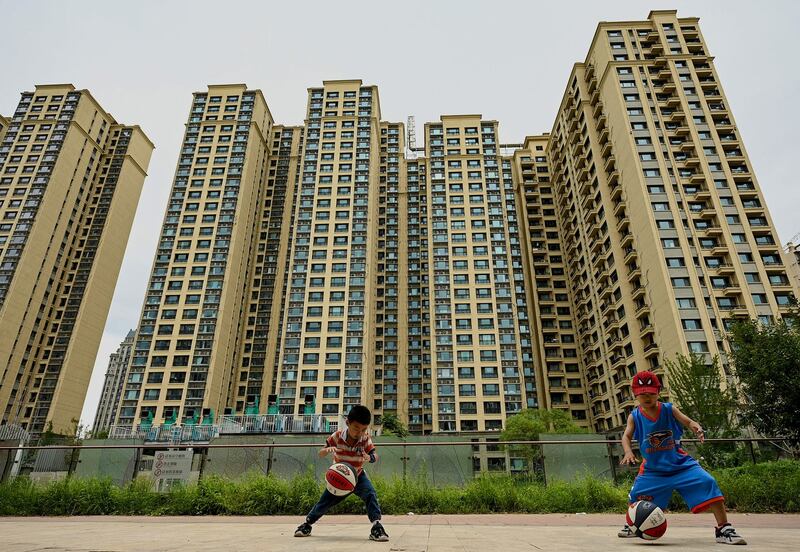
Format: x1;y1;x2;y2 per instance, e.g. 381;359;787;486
0;437;794;488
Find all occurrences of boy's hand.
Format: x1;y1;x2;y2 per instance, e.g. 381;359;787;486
319;446;336;458
620;451;638;465
366;451;377;464
689;421;705;443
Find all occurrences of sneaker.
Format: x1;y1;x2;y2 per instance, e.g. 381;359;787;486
294;522;312;537
715;524;747;545
618;525;637;538
369;520;389;542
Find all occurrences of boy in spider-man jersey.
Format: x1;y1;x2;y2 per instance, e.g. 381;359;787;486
619;371;746;545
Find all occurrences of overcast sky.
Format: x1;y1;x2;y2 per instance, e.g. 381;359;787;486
1;1;798;429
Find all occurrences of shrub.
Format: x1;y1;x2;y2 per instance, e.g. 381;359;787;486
0;460;797;516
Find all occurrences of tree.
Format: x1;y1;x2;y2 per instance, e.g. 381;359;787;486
501;408;587;441
380;413;410;438
500;409;587;469
728;318;800;442
664;353;740;438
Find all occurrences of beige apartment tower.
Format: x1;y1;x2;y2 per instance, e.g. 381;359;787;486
116;11;797;436
543;10;799;432
0;85;153;435
117;85;273;427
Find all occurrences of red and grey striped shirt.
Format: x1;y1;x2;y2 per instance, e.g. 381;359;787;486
325;428;375;474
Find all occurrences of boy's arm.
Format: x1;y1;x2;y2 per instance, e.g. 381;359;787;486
365;436;377;463
620;413;638;465
320;432;338;457
671;404;705;442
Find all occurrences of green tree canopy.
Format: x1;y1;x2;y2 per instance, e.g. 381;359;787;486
728;318;800;441
379;413;410;438
664;353;740;438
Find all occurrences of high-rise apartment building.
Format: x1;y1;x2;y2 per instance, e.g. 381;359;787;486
784;240;800;290
116;11;798;436
93;329;135;432
0;115;9;142
0;84;153;435
117;84;273;427
545;10;798;431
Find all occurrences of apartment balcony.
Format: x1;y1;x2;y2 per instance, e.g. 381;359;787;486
715;263;735;275
687;43;705;55
600;136;612;156
624;247;637;264
667;110;685;123
639;323;655;339
763;260;786;271
632;285;646;301
716;121;736;133
613;199;627;217
585;63;596;82
611;354;627;370
723;285;742;295
596;112;608;131
643;342;659;358
694;63;714;80
658;79;676;93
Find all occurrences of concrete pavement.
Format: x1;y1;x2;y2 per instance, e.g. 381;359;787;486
1;513;798;551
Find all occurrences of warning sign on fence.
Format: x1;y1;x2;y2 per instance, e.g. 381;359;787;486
152;450;193;492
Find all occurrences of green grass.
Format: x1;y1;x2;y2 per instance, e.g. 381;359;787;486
1;460;797;516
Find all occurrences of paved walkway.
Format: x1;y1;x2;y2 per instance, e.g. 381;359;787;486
1;514;799;551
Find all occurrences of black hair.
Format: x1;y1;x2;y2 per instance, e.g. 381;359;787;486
347;404;371;425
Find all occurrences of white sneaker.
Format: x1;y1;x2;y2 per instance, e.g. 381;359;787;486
715;524;747;545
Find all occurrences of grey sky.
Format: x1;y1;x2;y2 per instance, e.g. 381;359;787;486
1;1;798;428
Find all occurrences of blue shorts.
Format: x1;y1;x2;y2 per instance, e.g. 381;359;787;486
629;463;724;512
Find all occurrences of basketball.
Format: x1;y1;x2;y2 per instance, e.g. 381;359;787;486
325;462;357;496
626;500;667;540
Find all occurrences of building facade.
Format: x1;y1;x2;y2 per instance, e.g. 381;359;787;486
544;10;798;431
784;240;800;290
0;84;153;435
116;11;798;436
93;330;136;432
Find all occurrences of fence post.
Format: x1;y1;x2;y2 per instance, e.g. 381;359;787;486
66;446;79;477
748;440;756;464
197;447;208;482
607;441;618;485
266;445;275;476
401;443;408;481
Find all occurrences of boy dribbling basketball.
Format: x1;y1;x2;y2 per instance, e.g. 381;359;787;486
294;404;389;542
619;370;746;545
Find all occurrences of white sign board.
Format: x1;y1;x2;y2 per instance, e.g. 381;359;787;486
152;450;193;492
